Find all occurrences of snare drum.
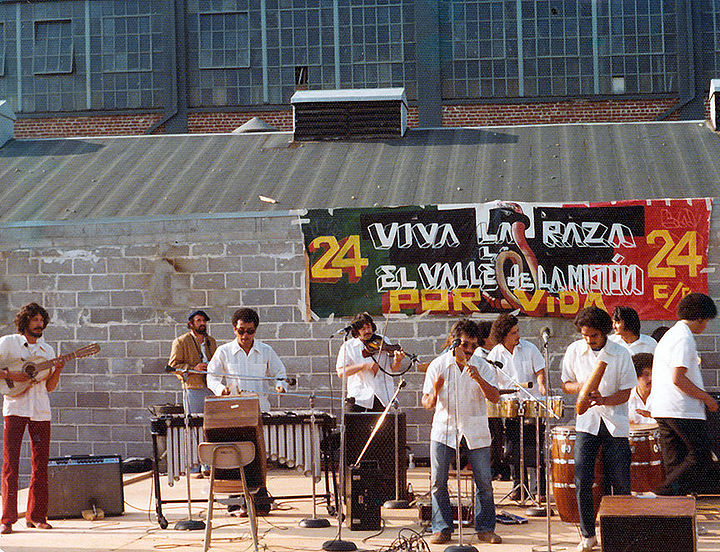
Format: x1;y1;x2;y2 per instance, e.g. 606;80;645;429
499;397;519;418
629;423;665;492
551;426;603;524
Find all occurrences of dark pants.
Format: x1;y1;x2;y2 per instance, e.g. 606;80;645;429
575;421;631;538
489;418;510;480
348;396;384;412
2;416;51;525
655;417;715;495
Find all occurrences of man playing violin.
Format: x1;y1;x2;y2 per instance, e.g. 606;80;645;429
1;302;65;534
335;312;405;412
561;306;636;552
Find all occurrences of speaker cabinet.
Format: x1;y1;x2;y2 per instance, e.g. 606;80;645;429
47;455;124;519
344;412;406;503
599;496;696;552
346;461;381;531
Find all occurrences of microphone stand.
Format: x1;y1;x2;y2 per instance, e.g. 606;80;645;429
446;345;477;552
323;328;357;552
532;334;564;552
384;385;412;509
300;392;331;528
174;368;205;531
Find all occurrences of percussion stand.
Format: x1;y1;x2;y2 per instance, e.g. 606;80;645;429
300;393;331;528
174;369;205;531
323;327;357;552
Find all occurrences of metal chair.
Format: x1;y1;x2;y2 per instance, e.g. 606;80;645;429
197;441;258;552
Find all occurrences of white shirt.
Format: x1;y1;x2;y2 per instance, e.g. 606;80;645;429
487;339;545;398
422;349;498;449
206;339;287;412
561;337;637;437
336;337;396;409
628;387;655;424
649;321;706;420
609;333;657;355
0;334;55;421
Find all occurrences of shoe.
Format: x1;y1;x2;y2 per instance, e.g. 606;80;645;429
192;472;205;479
576;536;597;551
429;532;452;544
0;524;12;534
202;469;210;477
477;530;502;544
26;520;52;529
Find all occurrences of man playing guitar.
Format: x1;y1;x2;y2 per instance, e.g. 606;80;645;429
0;303;65;534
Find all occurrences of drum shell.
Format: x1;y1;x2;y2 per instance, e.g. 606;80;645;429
487;400;501;418
629;423;665;493
499;397;519;418
551;426;603;524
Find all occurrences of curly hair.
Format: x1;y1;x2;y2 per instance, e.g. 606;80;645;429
573;306;613;335
15;302;50;334
232;307;260;328
490;313;518;345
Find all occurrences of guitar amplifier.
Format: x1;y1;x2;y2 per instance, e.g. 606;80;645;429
47;455;124;519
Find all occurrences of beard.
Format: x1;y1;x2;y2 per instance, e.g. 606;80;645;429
193;325;207;335
27;326;44;338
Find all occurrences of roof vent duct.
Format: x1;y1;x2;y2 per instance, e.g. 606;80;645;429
0;100;16;148
232;117;279;134
291;88;407;141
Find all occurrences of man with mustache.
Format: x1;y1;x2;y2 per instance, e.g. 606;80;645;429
0;303;66;534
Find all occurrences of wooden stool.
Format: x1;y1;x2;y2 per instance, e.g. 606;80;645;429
198;442;258;552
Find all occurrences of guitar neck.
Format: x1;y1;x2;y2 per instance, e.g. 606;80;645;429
32;351;80;372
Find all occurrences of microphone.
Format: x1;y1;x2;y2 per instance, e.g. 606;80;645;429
330;324;353;337
165;364;175;373
279;377;297;386
449;338;461;350
487;359;503;369
541;327;551;344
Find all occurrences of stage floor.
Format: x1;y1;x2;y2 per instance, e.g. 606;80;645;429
4;467;720;552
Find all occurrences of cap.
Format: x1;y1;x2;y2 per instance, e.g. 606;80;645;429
188;310;210;321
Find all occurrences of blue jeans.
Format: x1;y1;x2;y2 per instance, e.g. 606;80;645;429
430;440;495;534
574;421;631;538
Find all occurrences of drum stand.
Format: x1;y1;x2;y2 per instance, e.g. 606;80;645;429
323;328;357;552
300;393;331;528
174;370;205;531
501;405;538;507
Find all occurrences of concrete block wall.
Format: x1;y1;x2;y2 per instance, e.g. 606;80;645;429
1;207;719;484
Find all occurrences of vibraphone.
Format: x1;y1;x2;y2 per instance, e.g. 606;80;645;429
150;410;337;528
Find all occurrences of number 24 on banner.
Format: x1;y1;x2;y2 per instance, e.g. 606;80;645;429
308;235;369;283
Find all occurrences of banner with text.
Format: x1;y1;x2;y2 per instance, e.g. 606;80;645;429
301;199;712;319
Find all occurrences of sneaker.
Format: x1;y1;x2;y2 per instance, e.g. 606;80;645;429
429;532;452;544
477;531;502;544
576;536;597;552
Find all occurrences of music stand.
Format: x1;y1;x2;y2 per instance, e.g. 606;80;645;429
322;328;357;552
174;369;205;531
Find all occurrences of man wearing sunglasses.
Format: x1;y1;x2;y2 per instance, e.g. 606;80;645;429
206;307;287;412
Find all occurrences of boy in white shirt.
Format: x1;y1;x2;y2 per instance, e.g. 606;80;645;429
650;292;718;495
628;353;654;425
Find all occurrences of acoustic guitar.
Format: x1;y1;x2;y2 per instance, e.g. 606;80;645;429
0;343;100;397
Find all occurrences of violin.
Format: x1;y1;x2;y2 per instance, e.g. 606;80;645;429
361;334;417;362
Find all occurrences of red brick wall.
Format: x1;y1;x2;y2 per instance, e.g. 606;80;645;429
13;114;166;139
441;98;682;127
13;97;692;139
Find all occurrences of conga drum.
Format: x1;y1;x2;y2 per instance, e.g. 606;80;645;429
551;426;603;524
629;423;665;492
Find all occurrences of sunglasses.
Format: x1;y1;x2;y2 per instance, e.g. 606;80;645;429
235;327;256;335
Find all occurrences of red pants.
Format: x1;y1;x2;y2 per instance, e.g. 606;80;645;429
2;416;51;525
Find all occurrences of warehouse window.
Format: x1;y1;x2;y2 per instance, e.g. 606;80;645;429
102;15;153;73
33;19;74;75
198;12;250;69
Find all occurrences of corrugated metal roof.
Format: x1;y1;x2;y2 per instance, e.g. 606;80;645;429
0;121;719;224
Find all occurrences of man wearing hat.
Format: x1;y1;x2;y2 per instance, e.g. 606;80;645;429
168;310;218;417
